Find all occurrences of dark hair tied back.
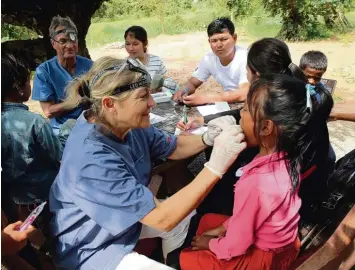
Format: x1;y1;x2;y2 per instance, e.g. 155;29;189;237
247;74;333;192
1;51;30;100
247;38;306;82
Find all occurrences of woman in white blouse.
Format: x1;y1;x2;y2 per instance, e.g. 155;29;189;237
124;25;179;93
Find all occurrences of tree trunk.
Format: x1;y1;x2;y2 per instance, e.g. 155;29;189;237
1;0;107;69
2;38;48;70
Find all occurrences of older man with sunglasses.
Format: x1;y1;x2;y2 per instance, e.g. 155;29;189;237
32;16;93;134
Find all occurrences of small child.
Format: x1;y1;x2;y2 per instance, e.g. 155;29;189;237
1;52;63;206
300;50;327;86
179;74;333;270
300;50;336;172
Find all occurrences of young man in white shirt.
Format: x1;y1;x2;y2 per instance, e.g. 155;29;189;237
173;18;249;106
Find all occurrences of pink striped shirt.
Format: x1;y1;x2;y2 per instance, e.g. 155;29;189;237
209;152;301;260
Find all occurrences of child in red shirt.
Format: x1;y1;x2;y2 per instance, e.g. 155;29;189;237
180;74;333;270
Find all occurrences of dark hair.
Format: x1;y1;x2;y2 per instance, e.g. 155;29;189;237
207;17;235;37
247;74;333;191
247;38;306;82
1;51;30;100
124;26;148;52
300;50;328;71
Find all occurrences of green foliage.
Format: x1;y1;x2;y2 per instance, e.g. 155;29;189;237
346;10;355;25
87;8;215;47
197;0;260;22
319;0;353;30
92;0;137;22
262;0;353;41
92;0;194;32
1;23;38;42
93;0;191;20
244;16;281;38
227;0;258;21
87;0;355;47
205;0;230;18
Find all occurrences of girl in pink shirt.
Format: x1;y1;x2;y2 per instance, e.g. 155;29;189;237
180;74;333;270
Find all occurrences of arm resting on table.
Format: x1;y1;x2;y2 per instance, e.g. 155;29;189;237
182;77;203;95
204;82;249;103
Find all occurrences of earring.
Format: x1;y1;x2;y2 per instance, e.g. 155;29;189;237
19;91;24;96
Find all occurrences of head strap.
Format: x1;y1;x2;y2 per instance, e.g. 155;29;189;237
51;28;78;41
90;58;151;96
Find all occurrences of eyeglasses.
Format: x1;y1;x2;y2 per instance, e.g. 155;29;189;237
90;58;152;95
51;28;78;45
52;38;77;46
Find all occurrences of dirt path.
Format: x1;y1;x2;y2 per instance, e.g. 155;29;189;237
26;32;355;158
90;32;355;100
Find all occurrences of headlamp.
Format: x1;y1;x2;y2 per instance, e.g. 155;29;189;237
52;28;78;42
91;58;152;95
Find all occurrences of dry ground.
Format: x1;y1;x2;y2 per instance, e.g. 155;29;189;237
26;32;355;159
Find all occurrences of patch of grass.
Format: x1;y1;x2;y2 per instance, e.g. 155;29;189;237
86;9;281;48
333;95;344;103
338;11;355;43
86;9;215;48
334;67;355;84
242;16;281;40
86;17;161;48
87;9;355;48
346;11;355;25
230;3;281;41
336;31;355;44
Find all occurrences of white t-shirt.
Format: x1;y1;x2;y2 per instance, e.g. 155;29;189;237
192;46;248;91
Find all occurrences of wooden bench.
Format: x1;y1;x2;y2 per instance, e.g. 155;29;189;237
293;206;355;269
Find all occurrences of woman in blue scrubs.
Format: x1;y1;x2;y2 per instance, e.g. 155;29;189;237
49;57;246;270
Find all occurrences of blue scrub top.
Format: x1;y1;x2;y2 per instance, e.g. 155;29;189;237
49;113;177;270
32;56;93;134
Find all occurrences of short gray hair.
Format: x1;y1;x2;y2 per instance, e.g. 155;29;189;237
299;50;328;71
49;15;78;38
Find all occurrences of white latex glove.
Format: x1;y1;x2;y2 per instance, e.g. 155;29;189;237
204;126;247;178
202;116;237;146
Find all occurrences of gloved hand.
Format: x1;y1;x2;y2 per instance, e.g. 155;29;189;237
204;125;247;178
202;116;237;146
